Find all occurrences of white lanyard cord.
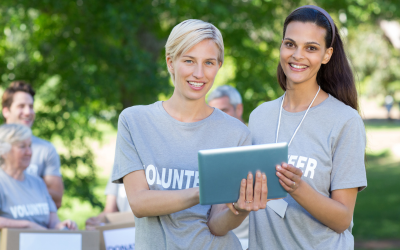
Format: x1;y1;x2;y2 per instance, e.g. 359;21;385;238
276;86;321;147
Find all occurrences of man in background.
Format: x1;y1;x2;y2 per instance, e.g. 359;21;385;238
208;85;244;123
208;85;248;246
2;81;64;208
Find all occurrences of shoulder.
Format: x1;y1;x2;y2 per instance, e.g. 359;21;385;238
25;173;47;189
32;136;57;152
250;98;281;118
119;102;159;122
212;108;250;134
324;96;363;124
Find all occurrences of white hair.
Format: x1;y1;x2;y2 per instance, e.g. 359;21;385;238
0;124;31;164
207;85;242;108
165;19;224;84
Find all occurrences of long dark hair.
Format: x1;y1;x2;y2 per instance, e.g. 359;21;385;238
277;8;358;111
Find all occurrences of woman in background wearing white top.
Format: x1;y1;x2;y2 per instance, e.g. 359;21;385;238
111;19;268;250
0;124;76;230
248;5;367;250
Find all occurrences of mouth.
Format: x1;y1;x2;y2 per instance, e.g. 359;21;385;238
187;81;206;90
289;63;309;71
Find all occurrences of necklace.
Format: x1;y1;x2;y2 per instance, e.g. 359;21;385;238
275;86;321;147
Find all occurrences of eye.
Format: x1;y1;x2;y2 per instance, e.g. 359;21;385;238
307;46;318;51
184;60;193;64
205;61;214;66
285;42;295;48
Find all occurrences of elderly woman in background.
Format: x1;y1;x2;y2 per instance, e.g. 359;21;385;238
0;124;76;230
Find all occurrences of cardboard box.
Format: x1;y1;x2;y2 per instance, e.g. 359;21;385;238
0;228;99;250
96;212;135;250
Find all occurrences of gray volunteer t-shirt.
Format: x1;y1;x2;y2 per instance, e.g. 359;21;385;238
26;136;61;177
0;168;57;227
104;176;131;212
248;95;367;250
112;101;251;250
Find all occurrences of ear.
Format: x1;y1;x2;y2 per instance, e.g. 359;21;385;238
235;103;243;119
322;47;333;64
166;56;174;73
2;107;10;121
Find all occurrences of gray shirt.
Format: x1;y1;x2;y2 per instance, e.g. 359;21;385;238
26;136;61;177
248;95;367;250
0;168;57;228
104;177;131;212
112;101;251;250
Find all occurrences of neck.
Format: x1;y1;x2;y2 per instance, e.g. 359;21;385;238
283;79;328;113
163;90;213;123
1;164;25;181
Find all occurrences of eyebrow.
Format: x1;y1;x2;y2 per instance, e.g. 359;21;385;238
284;38;321;46
182;55;217;61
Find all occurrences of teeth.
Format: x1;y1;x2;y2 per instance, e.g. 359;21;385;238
188;81;204;87
290;64;307;69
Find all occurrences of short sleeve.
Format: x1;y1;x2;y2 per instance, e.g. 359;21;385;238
240;132;252;147
104;175;118;196
112;112;144;183
43;144;61;177
331;116;367;192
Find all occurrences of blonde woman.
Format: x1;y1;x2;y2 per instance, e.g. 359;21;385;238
112;19;268;249
0;124;76;230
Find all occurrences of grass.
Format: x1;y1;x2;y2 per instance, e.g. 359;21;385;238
353;150;400;240
364;119;400;131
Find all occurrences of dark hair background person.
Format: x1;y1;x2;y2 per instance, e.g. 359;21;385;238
248;5;366;250
0;124;76;230
1;81;64;208
208;85;244;122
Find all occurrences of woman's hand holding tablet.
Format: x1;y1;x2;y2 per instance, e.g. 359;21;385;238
275;163;303;194
227;171;268;215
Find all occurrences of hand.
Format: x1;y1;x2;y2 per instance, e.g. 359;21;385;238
55;219;78;230
27;221;47;230
227;171;268;215
85;216;102;230
276;162;303;193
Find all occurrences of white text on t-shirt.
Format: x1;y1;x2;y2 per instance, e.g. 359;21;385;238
9;203;50;219
288;155;318;179
145;165;199;189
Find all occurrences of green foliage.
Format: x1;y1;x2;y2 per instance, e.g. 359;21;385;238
0;0;400;209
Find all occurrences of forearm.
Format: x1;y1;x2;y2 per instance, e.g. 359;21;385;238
48;212;60;229
129;188;199;218
291;182;353;233
207;205;249;236
0;217;29;229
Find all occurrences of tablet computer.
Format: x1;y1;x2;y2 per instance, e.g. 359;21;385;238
198;142;288;205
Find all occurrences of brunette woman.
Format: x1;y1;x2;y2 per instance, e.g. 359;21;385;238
112;19;268;250
248;5;367;250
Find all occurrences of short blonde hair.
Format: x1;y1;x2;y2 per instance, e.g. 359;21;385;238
165;19;224;84
0;124;31;164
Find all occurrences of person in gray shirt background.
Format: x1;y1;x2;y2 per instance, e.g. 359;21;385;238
2;81;64;208
111;19;268;250
208;85;244;123
0;124;75;230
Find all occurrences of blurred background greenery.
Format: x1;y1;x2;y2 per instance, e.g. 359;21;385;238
0;0;399;248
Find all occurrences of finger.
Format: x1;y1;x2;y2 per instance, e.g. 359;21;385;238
260;173;268;209
245;172;254;211
227;202;239;215
252;171;262;210
237;178;246;208
282;163;303;177
277;165;300;183
279;179;292;192
276;171;296;189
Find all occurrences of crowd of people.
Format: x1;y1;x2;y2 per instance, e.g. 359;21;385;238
0;4;367;250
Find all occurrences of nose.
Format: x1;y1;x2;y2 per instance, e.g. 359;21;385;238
27;146;32;157
23;105;33;116
291;47;304;61
192;64;204;79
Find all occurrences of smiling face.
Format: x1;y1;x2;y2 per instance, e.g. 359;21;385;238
2;91;35;127
167;39;222;101
280;21;333;88
3;138;32;170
